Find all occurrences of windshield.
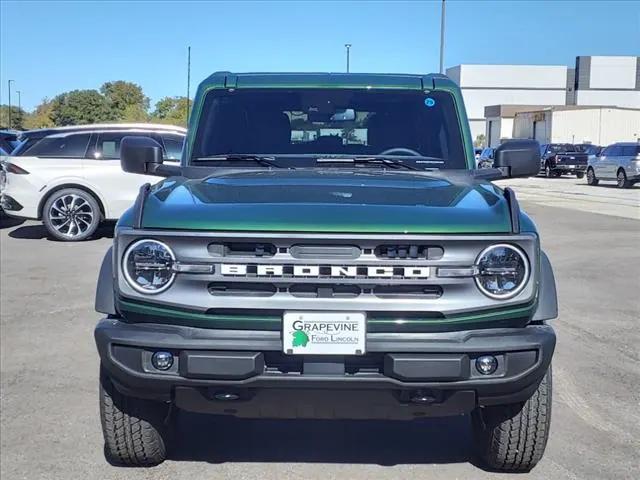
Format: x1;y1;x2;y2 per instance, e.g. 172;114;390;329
191;89;467;169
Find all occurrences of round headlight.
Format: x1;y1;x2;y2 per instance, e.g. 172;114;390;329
123;239;175;294
475;244;529;299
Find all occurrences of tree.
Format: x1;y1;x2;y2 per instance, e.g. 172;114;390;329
50;89;115;126
100;81;149;121
0;104;27;129
23;98;56;129
151;96;189;127
474;134;486;148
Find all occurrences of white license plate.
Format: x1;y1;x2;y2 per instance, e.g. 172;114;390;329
283;312;366;355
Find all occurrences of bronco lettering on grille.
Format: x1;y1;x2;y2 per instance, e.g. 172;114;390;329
220;264;430;278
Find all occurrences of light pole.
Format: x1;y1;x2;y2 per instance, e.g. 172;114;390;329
345;44;352;73
16;90;21;112
186;46;191;126
7;79;14;129
439;0;446;74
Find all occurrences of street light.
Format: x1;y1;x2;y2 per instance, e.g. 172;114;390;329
439;0;446;74
7;79;14;129
345;44;352;73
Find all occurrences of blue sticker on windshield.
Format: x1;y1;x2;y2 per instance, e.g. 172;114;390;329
424;97;436;107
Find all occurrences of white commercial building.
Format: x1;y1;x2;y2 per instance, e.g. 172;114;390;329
574;56;640;108
446;64;570;141
512;106;640;146
447;56;640;146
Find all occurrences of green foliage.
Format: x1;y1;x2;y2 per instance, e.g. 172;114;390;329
19;82;188;129
23;98;55;129
474;134;486;148
0;104;27;129
100;81;149;121
50;89;115;126
151;96;190;127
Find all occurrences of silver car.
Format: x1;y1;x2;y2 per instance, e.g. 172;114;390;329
587;142;640;188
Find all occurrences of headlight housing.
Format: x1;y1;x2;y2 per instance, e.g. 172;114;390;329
475;244;529;299
123;239;176;294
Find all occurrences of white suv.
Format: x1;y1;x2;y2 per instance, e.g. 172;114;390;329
1;123;186;241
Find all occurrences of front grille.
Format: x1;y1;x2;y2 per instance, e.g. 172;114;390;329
117;230;539;317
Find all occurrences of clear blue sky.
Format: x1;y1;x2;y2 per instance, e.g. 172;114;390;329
1;0;638;111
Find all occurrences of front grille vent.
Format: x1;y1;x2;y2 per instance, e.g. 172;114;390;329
375;245;444;260
208;242;277;258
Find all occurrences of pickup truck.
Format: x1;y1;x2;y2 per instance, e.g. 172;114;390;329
539;143;588;178
94;72;557;472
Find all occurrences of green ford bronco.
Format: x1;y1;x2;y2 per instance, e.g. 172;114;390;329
94;72;557;471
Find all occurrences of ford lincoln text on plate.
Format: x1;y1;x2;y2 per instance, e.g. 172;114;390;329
94;72;557;472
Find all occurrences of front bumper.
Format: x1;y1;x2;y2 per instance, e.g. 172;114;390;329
95;318;555;419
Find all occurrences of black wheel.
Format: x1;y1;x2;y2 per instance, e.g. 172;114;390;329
42;188;101;241
472;367;552;473
575;171;584;179
100;367;169;466
617;169;631;189
587;168;599;186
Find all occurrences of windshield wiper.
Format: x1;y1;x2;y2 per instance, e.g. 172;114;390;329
195;154;288;168
316;156;423;171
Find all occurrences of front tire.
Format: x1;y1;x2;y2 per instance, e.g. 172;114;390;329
472;367;552;472
575;171;584;179
43;188;101;241
100;367;169;466
587;168;599;185
617;169;631;189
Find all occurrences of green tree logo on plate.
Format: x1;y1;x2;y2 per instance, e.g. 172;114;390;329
292;330;309;347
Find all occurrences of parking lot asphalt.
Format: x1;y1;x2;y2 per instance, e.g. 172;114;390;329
1;178;639;480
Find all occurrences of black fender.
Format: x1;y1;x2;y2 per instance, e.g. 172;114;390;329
532;250;558;321
95;246;116;315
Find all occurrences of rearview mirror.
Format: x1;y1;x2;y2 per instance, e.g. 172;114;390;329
121;136;180;177
493;139;540;178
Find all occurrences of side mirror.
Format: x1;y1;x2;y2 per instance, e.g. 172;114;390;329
493;139;540;178
121;136;180;177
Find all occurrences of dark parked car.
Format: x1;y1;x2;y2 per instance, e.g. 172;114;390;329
539;143;588;178
477;147;494;168
0;130;20;156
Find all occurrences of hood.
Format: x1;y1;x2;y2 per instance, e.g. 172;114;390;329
134;170;512;234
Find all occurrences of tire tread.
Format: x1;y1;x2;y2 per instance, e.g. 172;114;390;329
100;369;167;466
474;368;552;472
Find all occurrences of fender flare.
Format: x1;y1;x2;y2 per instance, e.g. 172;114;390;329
95;247;116;315
532;250;558;321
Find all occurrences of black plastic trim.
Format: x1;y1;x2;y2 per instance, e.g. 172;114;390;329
95;318;555;409
503;187;520;234
532;250;558;321
132;183;151;229
95;247;116;315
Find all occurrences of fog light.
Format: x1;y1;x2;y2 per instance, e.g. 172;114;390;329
151;351;174;370
476;355;498;375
